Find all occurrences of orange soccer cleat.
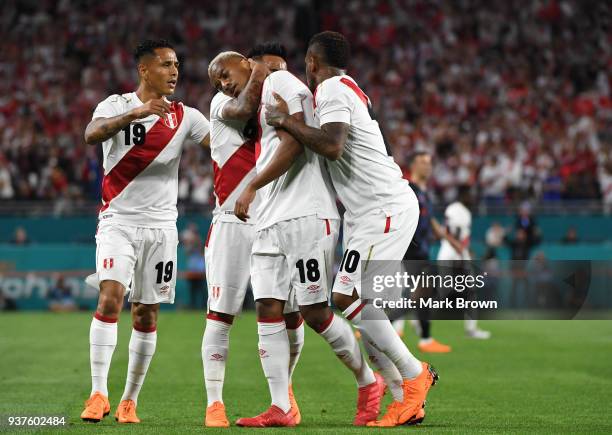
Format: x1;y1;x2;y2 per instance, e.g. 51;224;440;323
115;399;140;424
418;338;452;353
288;384;301;425
353;372;384;426
205;401;230;428
236;405;296;427
367;362;438;427
80;391;110;423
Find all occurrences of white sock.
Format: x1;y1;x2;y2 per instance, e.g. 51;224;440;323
202;315;232;405
344;299;422;380
286;320;304;382
362;338;404;401
120;327;157;405
392;318;405;335
90;315;117;397
465;318;477;332
317;313;375;387
258;320;290;413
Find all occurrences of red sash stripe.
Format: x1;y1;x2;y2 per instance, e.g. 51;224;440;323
100;103;184;211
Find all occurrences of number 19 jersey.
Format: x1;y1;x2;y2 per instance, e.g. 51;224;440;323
92;92;210;228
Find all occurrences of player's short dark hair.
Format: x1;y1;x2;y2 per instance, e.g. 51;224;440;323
247;42;287;60
133;39;174;63
408;150;431;167
308;31;350;69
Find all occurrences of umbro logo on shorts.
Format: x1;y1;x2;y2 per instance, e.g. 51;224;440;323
259;349;268;358
210;353;224;361
160;285;169;294
339;275;351;284
103;258;114;269
307;284;320;293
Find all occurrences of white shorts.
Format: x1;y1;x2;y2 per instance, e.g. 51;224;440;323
86;222;179;304
204;219;255;316
251;215;339;308
437;243;471;261
333;206;419;297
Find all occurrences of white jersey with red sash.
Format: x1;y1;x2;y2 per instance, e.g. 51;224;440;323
313;75;412;220
209;92;258;224
92;92;210;228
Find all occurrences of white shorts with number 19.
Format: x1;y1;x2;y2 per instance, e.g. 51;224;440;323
86;221;179;304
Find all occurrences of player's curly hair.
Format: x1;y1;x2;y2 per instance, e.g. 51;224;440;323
308;31;350;69
133;39;174;62
247;42;287;60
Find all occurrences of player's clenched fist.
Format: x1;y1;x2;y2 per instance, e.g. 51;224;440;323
234;184;256;222
130;98;171;119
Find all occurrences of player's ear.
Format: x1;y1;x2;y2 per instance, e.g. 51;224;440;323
137;62;147;81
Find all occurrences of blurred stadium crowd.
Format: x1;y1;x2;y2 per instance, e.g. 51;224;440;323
0;0;610;211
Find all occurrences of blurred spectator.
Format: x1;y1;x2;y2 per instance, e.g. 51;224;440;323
485;222;506;250
515;202;541;247
0;290;17;311
48;274;77;312
180;222;201;251
185;245;206;310
561;227;579;244
10;226;30;245
0;153;14;199
0;0;610;208
528;252;557;308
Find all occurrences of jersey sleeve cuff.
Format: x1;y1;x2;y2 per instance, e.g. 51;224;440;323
319;110;351;125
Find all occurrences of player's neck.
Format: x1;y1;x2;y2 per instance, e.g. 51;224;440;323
135;85;166;104
318;67;345;84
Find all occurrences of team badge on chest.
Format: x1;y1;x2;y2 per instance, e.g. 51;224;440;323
164;112;178;129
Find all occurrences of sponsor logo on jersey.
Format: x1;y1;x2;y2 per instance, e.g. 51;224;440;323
210;353;224;361
103;258;114;269
164;112;178;129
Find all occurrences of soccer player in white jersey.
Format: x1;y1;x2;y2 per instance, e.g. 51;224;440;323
438;185;491;339
80;40;210;424
203;43;305;427
266;31;438;427
210;49;385;428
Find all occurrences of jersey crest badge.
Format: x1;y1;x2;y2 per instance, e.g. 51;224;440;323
164;112;178;129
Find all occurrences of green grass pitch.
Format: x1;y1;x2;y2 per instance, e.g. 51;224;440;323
1;312;611;434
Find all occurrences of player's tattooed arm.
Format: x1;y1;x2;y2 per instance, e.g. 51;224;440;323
266;93;348;160
221;61;268;122
84;98;171;144
234;113;305;222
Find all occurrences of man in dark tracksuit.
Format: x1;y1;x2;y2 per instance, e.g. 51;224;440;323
394;151;459;353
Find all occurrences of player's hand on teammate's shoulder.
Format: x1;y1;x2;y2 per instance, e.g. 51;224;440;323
130;98;171;119
234;184;256;222
248;58;269;76
265;92;289;127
